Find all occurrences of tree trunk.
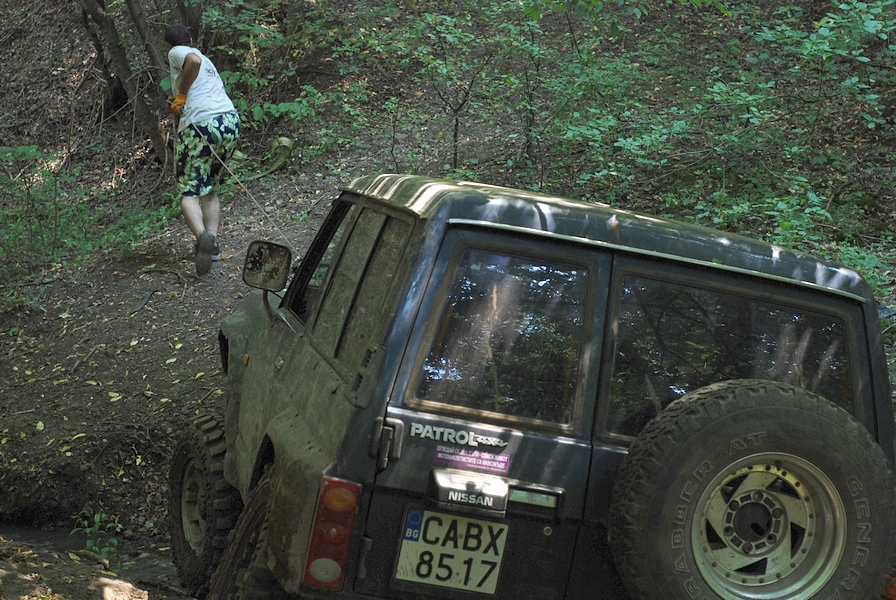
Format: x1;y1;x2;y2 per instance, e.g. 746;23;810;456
123;0;167;84
177;0;204;41
76;0;170;167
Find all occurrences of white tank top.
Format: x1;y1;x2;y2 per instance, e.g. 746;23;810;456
168;46;236;132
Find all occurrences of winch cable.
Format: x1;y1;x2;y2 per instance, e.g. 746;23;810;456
170;122;299;255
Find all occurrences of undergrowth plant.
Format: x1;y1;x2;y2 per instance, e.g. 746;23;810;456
71;511;122;573
753;0;896;129
0;146;178;311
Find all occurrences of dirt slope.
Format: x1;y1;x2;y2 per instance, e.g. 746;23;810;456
3;1;896;598
0;172;342;596
0;2;382;596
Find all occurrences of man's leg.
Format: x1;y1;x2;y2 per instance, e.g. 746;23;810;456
182;194;215;276
200;190;220;238
181;195;206;238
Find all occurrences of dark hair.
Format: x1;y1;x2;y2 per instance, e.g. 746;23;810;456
165;24;192;47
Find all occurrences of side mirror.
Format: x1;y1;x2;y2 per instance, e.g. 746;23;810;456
242;241;292;291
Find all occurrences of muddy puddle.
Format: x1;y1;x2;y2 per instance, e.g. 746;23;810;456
0;524;179;585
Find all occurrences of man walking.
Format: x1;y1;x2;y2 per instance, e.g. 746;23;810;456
165;24;240;276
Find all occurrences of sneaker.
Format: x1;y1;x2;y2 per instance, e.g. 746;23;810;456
195;232;216;276
192;242;222;260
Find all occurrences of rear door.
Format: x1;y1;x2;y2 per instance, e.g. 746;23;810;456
356;227;610;600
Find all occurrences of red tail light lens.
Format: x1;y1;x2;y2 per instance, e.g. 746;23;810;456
302;476;362;590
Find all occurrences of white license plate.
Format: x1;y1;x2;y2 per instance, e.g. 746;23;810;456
394;508;509;594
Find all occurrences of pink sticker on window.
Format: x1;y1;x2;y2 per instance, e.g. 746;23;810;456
435;444;510;474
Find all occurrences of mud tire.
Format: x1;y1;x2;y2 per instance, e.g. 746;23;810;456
608;379;896;600
207;466;291;600
169;413;243;598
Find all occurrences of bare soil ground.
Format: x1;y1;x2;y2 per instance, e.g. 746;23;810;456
0;174;338;598
3;1;896;598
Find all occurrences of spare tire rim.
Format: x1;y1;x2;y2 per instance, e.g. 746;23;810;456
692;452;846;599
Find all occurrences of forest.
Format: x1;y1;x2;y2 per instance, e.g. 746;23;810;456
3;0;896;300
1;0;896;597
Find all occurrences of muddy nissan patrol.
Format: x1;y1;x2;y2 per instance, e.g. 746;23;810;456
169;174;896;600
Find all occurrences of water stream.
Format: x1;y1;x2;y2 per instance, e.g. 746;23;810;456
0;524;179;585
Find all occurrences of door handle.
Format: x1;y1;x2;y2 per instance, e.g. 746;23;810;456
370;417;405;470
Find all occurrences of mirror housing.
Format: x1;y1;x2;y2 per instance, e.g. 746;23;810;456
242;241;292;291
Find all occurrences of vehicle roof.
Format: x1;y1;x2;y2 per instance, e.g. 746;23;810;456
343;173;872;304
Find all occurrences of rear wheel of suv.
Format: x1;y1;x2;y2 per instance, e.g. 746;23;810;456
169;414;243;598
608;379;896;600
207;466;291;599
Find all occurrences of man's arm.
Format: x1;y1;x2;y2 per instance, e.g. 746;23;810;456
177;52;202;96
169;51;201;116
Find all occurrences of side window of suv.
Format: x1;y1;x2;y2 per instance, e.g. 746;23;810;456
606;271;852;437
288;200;357;322
411;246;589;427
312;206;410;365
313;208;388;354
335;216;410;367
287;199;410;369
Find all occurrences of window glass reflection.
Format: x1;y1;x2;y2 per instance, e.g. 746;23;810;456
608;276;850;436
417;249;589;425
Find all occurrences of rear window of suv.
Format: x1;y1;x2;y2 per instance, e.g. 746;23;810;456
605;268;853;437
412;245;591;428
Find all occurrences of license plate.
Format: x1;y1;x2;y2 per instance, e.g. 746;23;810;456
394;508;509;594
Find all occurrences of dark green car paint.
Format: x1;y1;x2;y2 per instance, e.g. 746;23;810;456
213;174;895;599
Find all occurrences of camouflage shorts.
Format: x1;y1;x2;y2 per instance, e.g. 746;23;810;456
175;112;241;198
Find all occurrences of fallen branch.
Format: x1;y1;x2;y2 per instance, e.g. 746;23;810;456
139;267;190;286
72;343;105;373
133;579;189;595
74;549;110;570
129;290;158;316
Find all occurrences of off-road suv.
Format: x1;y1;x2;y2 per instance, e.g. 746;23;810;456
169;174;896;600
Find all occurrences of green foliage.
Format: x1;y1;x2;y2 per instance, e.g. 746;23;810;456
832;242;895;298
203;0;376;140
753;0;896;128
407;12;495;169
0;146;177;308
70;511;122;573
522;0;730;23
686;170;833;244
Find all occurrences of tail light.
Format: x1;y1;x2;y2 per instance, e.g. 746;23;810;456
302;476;362;591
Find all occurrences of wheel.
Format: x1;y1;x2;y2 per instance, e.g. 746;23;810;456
169;414;243;598
207;466;292;600
608;379;896;600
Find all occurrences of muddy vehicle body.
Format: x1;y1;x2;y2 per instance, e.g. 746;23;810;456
170;174;896;600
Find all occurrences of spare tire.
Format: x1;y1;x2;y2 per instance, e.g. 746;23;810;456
608;379;896;600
